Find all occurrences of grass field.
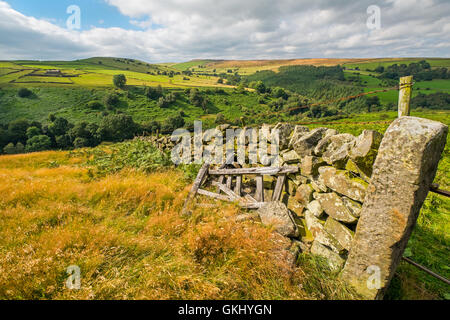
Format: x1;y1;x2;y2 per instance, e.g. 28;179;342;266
0;150;359;300
344;67;450;106
0;110;447;300
0;59;225;89
0;86;263;125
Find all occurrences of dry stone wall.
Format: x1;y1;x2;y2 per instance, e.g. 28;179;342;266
274;124;382;272
148;123;384;272
147;116;448;300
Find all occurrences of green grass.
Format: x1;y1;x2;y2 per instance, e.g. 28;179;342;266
0;70;34;84
0;86;265;126
15;76;73;84
172;60;213;71
0;59;228;89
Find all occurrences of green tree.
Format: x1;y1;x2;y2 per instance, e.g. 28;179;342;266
145;86;164;100
55;135;72;149
87;100;103;110
16;142;25;154
73;137;88;148
104;93;120;110
0;127;9;151
48;117;71;137
17;88;33;98
254;81;266;94
3;143;16;155
273;87;288;99
8;119;30;144
143;121;161;134
48;114;56;122
157;97;169;108
25;135;51;152
113;74;127;88
26;126;41;139
98;114;138;142
161;114;185;134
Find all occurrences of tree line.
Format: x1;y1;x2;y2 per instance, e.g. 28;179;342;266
375;60;449;81
0;111;187;155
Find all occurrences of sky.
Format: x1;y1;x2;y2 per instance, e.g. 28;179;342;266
0;0;449;63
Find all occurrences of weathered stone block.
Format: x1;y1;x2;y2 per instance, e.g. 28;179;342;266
349;130;383;178
257;202;299;237
295;184;314;206
289;174;308;186
324;217;354;250
313;129;339;156
310;177;329;193
274;123;294;150
300;156;326;176
286;179;297;195
342;196;362;218
304;210;324;237
345;159;370;182
283;150;301;163
315;229;346;254
288;197;305;216
322;134;356;168
318;166;368;202
289;125;310;149
311;240;346;271
341;117;448;300
307;200;324;218
291;127;328;156
316;192;359;224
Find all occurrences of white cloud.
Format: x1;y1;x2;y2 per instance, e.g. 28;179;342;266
0;0;449;62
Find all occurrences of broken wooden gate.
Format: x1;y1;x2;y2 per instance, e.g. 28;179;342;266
182;162;299;215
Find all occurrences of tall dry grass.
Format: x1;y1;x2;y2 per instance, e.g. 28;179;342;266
0;151;357;300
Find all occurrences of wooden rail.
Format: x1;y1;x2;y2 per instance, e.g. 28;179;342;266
182;164;295;213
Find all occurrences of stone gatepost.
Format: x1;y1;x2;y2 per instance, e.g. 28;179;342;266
341;116;448;299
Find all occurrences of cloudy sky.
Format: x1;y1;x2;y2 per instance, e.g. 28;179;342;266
0;0;449;62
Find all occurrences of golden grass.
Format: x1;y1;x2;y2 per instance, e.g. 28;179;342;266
0;151;357;300
208;58;369;69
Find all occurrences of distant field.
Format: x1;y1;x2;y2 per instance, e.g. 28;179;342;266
343;59;450;105
170;58;450;78
0;60;227;89
1;57;449;124
343;58;450;70
181;58;371;75
171;60;213;71
15;76;74;84
0;70;34;84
